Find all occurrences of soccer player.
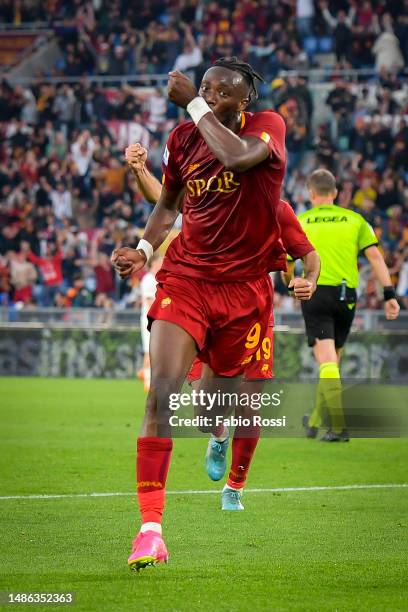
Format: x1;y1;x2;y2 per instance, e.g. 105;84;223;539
124;142;320;501
111;57;318;571
139;255;163;392
284;169;400;441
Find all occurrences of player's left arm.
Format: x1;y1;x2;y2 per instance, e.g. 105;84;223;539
167;71;285;172
282;259;295;288
280;203;320;299
364;246;400;320
282;251;320;300
125;143;162;204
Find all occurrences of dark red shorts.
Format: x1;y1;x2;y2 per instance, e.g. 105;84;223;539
148;273;273;378
187;320;274;382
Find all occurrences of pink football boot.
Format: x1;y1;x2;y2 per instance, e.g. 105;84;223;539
128;531;169;571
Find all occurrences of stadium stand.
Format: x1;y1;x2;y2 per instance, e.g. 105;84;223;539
0;0;407;310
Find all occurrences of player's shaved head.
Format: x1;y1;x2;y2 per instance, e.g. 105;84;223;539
307;169;337;196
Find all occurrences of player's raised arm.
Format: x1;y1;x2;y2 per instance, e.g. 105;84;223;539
125;143;162;204
113;131;187;279
111;185;182;278
168;58;285;172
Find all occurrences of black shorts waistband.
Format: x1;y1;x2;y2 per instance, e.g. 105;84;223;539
316;284;357;298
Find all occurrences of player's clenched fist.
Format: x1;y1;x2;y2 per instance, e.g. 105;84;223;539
125;143;148;174
111;247;146;279
289;277;316;300
167;70;198;108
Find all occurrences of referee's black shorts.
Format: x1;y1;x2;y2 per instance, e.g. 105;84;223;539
301;285;357;349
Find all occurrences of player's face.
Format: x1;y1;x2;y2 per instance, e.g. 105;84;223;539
199;67;249;124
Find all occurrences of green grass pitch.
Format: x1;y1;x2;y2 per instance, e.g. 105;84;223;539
0;377;407;611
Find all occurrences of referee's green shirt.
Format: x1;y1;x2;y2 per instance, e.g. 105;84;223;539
295;205;378;288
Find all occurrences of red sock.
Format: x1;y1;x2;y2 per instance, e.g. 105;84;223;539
137;437;172;524
227;425;260;490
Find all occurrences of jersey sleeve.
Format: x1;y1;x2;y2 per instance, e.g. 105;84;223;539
243;111;286;166
279;203;315;260
162;129;183;192
358;218;378;252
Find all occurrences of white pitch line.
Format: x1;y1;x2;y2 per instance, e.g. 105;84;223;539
0;483;407;501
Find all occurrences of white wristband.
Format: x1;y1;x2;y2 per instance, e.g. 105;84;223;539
187;96;212;125
137;238;154;263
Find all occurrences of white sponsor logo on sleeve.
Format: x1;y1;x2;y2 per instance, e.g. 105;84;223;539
163;145;169;166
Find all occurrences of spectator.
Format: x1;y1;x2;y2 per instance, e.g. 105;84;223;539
71;131;96;177
8;247;37;304
47;131;68;161
326;81;356;116
173;26;203;73
53;85;76;132
376;175;403;212
61;245;81;288
68;275;94;307
0;0;407;310
352;177;378;209
108;46;128;76
372;30;405;74
315;127;338;172
320;1;354;62
96;157;127;196
18;217;40;254
0;253;11;305
27;243;64;306
71;130;97;196
147;88;167;130
95;291;115;309
50;182;73;221
0;223;21;255
94;252;115;297
296;0;315;40
285;101;307;177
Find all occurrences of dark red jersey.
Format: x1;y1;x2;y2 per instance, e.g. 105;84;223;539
160;110;286;281
271;199;315;271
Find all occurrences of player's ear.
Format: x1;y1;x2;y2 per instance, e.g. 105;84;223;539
239;97;250;111
333;189;338;200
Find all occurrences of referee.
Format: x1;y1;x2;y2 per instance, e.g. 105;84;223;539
285;169;400;441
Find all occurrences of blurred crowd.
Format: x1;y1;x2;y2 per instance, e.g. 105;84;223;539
274;72;408;309
0;0;407;311
1;0;407;77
